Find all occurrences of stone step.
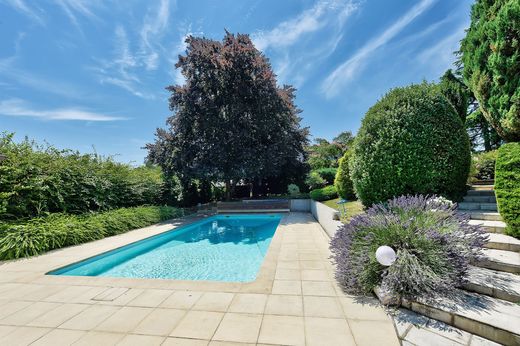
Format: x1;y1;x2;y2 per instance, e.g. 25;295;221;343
464;266;520;303
467;189;495;197
402;290;520;345
458;202;498;211
485;233;520;252
394;308;501;346
474;248;520;274
469;220;506;233
461;211;503;221
463;195;497;203
473;180;495;186
470;185;494;191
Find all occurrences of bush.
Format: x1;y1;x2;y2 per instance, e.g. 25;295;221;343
305;171;326;190
287;184;300;196
335;150;355;200
470;150;497;182
0;206;183;260
350;83;471;207
310;185;338;201
0;133;169;220
330;195;487;298
495;143;520;238
315;168;337;185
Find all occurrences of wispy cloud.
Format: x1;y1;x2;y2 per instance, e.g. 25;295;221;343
321;0;436;98
0;99;126;121
140;0;172;70
252;0;358;87
252;0;357;51
54;0;100;31
3;0;45;25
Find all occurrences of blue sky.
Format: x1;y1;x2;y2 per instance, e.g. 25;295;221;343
0;0;473;164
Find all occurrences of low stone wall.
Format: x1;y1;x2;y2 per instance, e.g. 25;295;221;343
289;199;311;212
310;200;343;238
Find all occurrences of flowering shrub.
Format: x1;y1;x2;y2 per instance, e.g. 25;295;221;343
330;195;487;299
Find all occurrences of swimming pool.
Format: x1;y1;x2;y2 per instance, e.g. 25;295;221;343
49;214;282;282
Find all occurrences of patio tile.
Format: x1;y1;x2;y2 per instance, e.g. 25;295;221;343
339;296;389;321
162;338;209;346
73;331;125;346
304;317;356;346
160;291;203;309
257;315;305;346
209;342;255;346
0;301;32;320
31;328;85;346
301;269;331;281
192;292;234;312
274;268;300;280
299;261;326;269
127;289;173;307
301;281;336;296
116;334;165;346
0;326;51;346
271;280;301;295
265;295;303;316
349;319;400;346
0;302;60;326
59;305;120;330
276;261;299;269
95;306;153;333
133;308;186;336
228;293;267;314
212;313;262;343
170;310;223;340
28;303;88;327
0;325;16;338
303;296;343;318
102;288;144;306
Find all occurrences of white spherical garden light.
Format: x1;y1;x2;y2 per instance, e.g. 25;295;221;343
375;245;397;266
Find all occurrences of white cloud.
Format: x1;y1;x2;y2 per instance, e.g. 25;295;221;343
321;0;436;98
0;99;126;121
252;0;357;51
3;0;45;25
140;0;172;70
54;0;99;30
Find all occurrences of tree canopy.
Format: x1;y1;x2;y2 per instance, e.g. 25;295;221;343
146;32;309;199
460;0;520;142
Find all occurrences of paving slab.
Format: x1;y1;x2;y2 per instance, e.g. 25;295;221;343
476;248;520;273
485;233;520;252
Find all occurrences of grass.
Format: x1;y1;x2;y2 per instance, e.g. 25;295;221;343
322;198;364;222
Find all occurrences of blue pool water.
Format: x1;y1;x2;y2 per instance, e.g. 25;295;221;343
49;214;282;282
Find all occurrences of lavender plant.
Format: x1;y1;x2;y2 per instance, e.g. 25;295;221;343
330;195;488;299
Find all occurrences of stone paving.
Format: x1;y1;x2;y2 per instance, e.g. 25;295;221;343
0;212;400;346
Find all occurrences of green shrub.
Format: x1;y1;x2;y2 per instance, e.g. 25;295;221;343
310;185;338;201
470;150;497;182
305;171;326;190
287;184;300;196
0;133;169;220
350;83;471;207
495;143;520;238
0;206;183;260
335;150;355;200
315;168;337;185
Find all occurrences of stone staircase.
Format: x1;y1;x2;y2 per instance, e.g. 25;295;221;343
400;183;520;345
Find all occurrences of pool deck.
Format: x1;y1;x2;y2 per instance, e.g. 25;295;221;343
0;212;400;345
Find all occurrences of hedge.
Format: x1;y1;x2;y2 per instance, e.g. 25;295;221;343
0;206;183;260
334;150;355;200
350;83;471;207
310;185;338;201
495;143;520;238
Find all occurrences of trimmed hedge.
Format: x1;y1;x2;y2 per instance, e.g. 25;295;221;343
350;83;471;207
334;150;355;200
315;168;338;185
469;150;497;182
0;206;183;260
310;185;338;201
495;143;520;238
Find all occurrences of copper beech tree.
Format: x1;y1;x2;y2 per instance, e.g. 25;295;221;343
147;32;309;200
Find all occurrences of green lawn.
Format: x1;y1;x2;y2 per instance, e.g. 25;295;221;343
322;198;364;222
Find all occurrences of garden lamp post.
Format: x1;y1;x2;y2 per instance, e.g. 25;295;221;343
376;246;397;266
336;199;348;219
